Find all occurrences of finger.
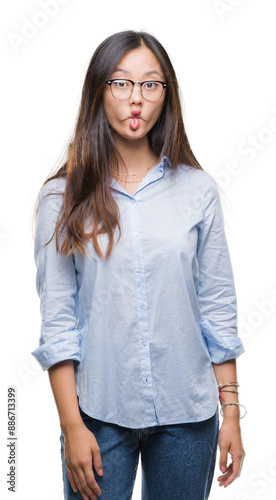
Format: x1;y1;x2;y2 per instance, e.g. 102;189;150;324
91;443;104;477
66;466;78;493
71;468;97;500
222;454;243;487
217;464;232;481
240;451;245;472
218;465;233;485
83;468;102;496
217;463;232;481
219;444;229;473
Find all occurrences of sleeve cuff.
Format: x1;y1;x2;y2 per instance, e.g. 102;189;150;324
31;331;81;371
200;318;245;364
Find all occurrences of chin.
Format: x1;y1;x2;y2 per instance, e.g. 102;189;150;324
113;124;151;142
128;124;152;138
120;130;147;141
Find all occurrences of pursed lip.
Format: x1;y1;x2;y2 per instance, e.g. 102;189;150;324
131;110;141;118
123;110;144;122
126;110;144;121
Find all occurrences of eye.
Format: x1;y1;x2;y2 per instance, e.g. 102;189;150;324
143;81;159;90
113;80;129;88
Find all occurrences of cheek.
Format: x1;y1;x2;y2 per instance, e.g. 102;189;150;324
103;96;124;126
103;92;116;122
104;107;115;125
149;101;165;124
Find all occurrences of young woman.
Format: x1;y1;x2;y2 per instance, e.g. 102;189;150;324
32;30;246;500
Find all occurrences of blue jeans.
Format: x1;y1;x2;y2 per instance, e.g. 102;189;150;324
60;404;219;500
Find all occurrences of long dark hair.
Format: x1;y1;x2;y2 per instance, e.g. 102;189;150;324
35;30;203;260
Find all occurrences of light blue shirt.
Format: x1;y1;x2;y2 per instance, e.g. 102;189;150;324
31;156;245;428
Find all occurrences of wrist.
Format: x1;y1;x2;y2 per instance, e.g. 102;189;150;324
60;416;84;436
215;379;247;420
221;404;240;421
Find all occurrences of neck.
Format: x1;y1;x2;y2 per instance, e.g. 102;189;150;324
113;134;157;174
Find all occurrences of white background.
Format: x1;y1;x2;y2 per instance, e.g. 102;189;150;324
1;1;276;499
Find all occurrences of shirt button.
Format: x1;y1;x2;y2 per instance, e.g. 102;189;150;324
143;341;147;346
137;268;142;273
140;303;145;309
134;232;139;238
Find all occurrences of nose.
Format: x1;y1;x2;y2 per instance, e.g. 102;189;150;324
129;83;142;105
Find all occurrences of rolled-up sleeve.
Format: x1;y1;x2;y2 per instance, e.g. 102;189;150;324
31;179;81;371
197;174;245;364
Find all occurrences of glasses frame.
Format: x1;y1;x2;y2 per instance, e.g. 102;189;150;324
105;79;168;101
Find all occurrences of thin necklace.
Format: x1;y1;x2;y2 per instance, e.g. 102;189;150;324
117;176;147;183
111;156;159;183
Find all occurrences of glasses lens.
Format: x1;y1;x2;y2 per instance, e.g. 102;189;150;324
111;80;132;99
142;82;164;101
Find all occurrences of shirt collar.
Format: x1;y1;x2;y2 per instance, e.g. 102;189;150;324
159;155;171;172
109;155;171;194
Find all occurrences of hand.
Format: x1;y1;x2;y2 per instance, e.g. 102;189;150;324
63;422;103;500
217;418;245;488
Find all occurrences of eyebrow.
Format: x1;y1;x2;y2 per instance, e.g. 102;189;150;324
113;67;164;79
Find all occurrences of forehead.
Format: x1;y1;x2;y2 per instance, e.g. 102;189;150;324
112;46;164;78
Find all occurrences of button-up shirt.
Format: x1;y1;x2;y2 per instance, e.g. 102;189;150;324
31;156;245;428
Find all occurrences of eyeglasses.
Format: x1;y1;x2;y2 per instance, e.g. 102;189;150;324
105;79;168;101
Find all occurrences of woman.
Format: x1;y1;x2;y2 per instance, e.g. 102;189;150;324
31;30;246;500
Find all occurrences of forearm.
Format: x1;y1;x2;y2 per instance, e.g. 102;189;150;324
48;360;83;434
212;358;240;420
